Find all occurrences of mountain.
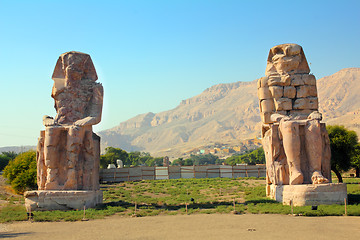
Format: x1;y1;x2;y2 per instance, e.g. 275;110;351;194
98;68;360;157
0;146;36;154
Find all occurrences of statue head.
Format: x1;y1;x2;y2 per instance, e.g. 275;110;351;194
52;51;98;87
265;44;310;76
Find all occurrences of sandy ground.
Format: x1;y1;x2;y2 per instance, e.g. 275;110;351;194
1;214;360;240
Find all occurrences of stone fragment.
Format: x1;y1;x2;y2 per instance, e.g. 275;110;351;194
258;87;272;100
296;85;317;98
289;109;313;116
308;97;319;109
303;74;316;85
291;74;304;86
260;112;272;124
284;86;296;98
269;86;283;99
293;98;310;109
257;76;268;88
260;99;275;113
274;98;292;111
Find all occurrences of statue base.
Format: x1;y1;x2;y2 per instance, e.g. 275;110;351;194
268;183;347;206
24;190;103;211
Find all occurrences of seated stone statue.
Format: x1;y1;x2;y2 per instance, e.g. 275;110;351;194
258;44;331;189
37;51;103;191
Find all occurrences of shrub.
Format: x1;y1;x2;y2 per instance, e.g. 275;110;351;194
3;150;37;194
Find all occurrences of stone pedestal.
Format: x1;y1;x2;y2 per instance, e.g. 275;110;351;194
268;183;347;206
24;190;103;211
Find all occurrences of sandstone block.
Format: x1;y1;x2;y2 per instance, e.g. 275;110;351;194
296;85;317;98
308;97;319;109
24;190;103;211
257;77;268;88
274;98;292;111
283;86;296;98
293;98;310;109
268;183;347;206
289;109;313;116
261;112;272;124
258;87;272;100
303;74;316;85
260;99;275;113
291;75;304;86
269;86;283;99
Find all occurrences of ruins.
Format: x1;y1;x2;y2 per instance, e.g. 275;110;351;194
258;44;347;206
24;52;103;210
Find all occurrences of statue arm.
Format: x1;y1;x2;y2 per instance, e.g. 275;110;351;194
74;84;104;127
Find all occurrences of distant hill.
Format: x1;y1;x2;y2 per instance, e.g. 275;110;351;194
0;146;36;154
98;68;360;157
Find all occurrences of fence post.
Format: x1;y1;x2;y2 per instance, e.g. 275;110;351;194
344;197;347;216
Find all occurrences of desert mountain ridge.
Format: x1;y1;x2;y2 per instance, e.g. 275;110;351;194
98;68;360;158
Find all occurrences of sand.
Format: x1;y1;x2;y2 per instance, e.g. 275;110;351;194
1;214;360;240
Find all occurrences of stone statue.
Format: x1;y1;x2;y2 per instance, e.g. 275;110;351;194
258;44;332;191
37;51;103;191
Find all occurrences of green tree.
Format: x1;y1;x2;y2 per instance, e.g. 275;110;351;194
351;144;360;177
327;125;358;182
225;147;265;166
100;147;129;168
172;158;184;166
3;150;37;194
154;157;164;166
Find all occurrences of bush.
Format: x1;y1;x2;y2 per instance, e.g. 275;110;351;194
3;150;37;194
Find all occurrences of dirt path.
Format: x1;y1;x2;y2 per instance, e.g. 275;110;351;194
1;214;360;240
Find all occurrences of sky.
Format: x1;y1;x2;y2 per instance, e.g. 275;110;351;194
0;0;359;147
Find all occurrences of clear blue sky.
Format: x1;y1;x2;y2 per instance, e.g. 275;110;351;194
0;0;359;147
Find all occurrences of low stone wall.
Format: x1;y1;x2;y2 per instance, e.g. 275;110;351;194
100;165;266;183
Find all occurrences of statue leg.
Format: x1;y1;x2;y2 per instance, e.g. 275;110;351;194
44;127;61;190
64;126;85;190
279;120;303;185
305;120;329;184
82;130;95;190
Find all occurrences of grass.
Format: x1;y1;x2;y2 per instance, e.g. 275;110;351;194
0;176;359;222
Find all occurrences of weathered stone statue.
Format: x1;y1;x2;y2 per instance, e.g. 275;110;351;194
258;44;346;205
25;52;103;210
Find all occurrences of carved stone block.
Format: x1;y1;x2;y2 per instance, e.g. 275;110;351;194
260;112;272;124
258;87;272;100
260;99;275;113
269;86;283;99
308;97;319;109
296;85;317;98
257;76;268;88
293;98;310;109
289;109;313;116
284;86;296;98
291;75;304;86
303;74;316;86
274;98;292;111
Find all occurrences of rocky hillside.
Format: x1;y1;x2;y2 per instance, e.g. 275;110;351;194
99;68;360;157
